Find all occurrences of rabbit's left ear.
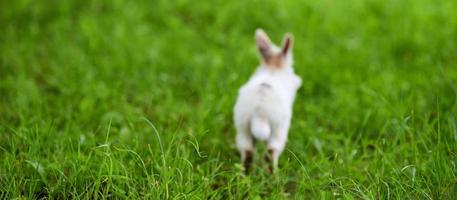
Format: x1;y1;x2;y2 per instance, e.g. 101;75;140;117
282;33;293;55
256;29;272;59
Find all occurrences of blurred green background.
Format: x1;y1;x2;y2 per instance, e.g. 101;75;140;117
1;0;456;199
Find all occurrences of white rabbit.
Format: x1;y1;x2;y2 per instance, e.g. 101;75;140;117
234;29;301;172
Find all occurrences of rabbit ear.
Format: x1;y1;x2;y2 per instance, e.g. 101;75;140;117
281;33;293;55
256;29;272;58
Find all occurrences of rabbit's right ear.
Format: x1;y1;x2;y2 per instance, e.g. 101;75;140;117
256;29;272;59
281;33;293;55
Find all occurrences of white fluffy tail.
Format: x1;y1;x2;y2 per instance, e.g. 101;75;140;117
250;117;271;141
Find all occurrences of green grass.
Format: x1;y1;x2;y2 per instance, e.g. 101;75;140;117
1;0;457;199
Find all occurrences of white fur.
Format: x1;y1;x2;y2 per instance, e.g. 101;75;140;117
234;29;301;171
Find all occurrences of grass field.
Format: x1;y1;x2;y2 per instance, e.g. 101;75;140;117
1;0;457;199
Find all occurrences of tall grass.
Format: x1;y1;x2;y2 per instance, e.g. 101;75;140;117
1;0;456;198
